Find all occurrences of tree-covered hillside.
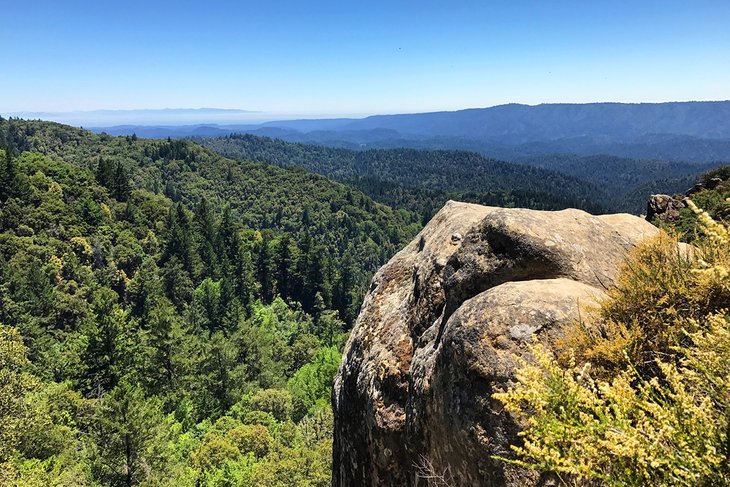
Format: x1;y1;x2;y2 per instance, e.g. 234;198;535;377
0;118;420;486
199;133;608;217
512;153;719;213
199;133;724;216
3;119;421;323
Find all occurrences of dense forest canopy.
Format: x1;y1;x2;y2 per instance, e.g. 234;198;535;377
199;133;721;215
0;118;422;485
199;133;609;217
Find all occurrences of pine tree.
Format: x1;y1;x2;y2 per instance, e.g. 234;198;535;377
194;196;218;279
113;161;131;201
90;380;170;487
0;147;18;202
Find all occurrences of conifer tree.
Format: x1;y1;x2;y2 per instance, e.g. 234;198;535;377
113;161;130;201
256;231;275;303
0;147;18;202
194;196;218;279
274;234;295;300
95;157;114;189
90;380;169;487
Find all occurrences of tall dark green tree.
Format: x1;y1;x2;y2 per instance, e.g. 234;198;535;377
274;234;296;300
90;380;170;487
113;161;131;201
140;297;185;399
194;196;218;279
95;157;114;189
83;288;129;394
0;147;18;202
162;203;197;277
256;231;275;303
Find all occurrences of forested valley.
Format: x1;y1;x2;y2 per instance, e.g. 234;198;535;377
198;133;608;218
199;133;722;216
0;118;420;486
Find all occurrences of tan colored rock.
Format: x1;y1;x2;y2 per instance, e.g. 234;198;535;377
409;279;604;486
333;201;659;486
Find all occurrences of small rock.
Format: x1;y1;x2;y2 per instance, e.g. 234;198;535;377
647;194;685;223
706;177;724;190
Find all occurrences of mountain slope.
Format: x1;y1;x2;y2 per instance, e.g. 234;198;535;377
1;118;421;323
0;142;347;484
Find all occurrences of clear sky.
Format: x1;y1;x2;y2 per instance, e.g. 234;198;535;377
2;0;729;117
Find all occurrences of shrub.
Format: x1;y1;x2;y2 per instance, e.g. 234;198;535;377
494;200;730;486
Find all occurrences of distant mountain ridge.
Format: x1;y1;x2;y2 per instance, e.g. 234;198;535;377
85;101;730;163
327;101;730;140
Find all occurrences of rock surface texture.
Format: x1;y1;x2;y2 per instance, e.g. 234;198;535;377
646;194;686;223
332;201;659;487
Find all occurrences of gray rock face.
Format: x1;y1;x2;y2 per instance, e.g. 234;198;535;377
332;201;658;487
646;194;686;223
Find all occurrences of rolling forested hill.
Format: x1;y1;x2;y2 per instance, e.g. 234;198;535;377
511;153;719;212
0;118;422;485
199;133;609;217
199;133;716;215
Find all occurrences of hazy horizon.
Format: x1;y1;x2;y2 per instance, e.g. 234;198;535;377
7;99;730;128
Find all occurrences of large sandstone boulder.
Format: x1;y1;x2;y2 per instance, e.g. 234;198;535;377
332;201;658;486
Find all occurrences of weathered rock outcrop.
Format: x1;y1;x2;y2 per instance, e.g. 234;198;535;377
646;194;686;223
332;201;659;486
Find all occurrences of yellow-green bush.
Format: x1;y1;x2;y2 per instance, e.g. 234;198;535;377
494;200;730;486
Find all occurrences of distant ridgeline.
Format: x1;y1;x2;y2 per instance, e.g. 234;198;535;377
0;117;422;485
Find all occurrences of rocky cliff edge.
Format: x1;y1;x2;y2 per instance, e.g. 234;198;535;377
332;201;658;486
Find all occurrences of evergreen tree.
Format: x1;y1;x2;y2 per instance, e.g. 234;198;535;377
274;234;295;300
161;203;197;276
194;196;218;279
90;380;170;486
231;233;254;315
126;258;163;319
332;248;358;325
95;157;114;189
160;257;194;311
256;231;275;303
83;288;129;394
194;278;222;333
141;297;185;399
113;161;131;201
0;147;18;202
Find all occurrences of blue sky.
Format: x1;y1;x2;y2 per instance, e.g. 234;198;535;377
2;0;729;118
